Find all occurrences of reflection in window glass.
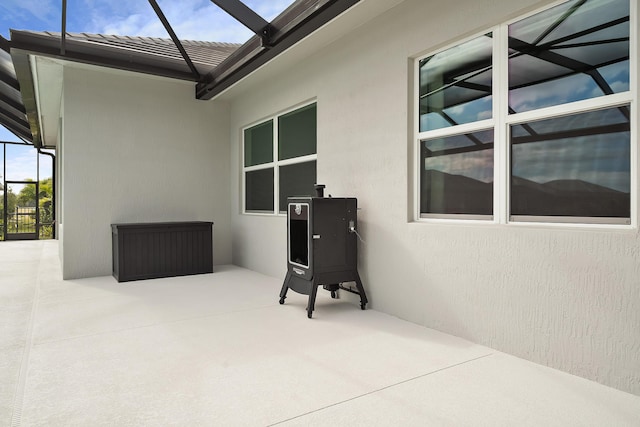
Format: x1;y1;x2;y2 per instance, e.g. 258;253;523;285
508;0;629;113
510;106;630;218
279;161;317;213
421;130;493;215
244;121;273;167
245;168;274;212
419;34;493;132
278;104;317;161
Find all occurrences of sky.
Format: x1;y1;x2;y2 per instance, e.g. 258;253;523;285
0;0;295;42
1;0;294;184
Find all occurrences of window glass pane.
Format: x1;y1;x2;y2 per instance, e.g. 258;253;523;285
508;0;629;113
244;121;273;167
419;34;493;132
421;130;493;215
510;106;630;218
279;161;316;213
278;104;317;161
245;168;274;212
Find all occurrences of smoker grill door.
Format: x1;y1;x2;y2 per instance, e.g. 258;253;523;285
288;202;311;275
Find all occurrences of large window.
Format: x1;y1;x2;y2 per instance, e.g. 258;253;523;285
243;102;317;214
416;0;633;225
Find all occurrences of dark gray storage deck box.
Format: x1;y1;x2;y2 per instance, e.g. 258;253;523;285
111;221;213;282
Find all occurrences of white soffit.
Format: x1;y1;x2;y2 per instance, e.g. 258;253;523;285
32;55;63;148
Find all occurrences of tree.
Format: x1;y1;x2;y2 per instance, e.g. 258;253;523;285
16;179;37;207
39;178;54;227
4;188;17;217
39;178;53;199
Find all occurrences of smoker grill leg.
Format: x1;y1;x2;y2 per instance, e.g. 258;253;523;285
307;284;319;319
279;272;292;304
354;273;368;310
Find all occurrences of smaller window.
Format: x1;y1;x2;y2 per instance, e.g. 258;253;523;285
242;102;317;214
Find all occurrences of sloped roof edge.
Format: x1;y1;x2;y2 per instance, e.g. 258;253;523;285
9;31;241;82
7;32;241;149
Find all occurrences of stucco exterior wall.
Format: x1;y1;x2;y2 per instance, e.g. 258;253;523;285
229;0;640;395
61;65;232;279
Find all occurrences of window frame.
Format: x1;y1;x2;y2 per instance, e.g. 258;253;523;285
242;100;318;216
413;0;637;228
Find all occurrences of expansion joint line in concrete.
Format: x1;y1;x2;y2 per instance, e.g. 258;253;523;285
268;352;495;426
10;243;45;427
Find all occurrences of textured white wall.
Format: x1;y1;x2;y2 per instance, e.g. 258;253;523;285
61;65;232;279
229;0;640;395
57;100;64;267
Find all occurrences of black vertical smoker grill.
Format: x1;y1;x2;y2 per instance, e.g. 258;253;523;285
279;185;368;318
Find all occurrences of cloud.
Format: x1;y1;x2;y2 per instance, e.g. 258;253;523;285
2;1;296;42
512;135;630;192
0;125;22;143
0;0;59;38
158;1;251;43
0;0;58;24
425;149;493;183
246;0;296;21
0;128;53;182
510;73;595;112
4;147;37;181
76;0;295;43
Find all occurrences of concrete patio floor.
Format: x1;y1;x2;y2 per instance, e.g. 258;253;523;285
1;240;639;426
